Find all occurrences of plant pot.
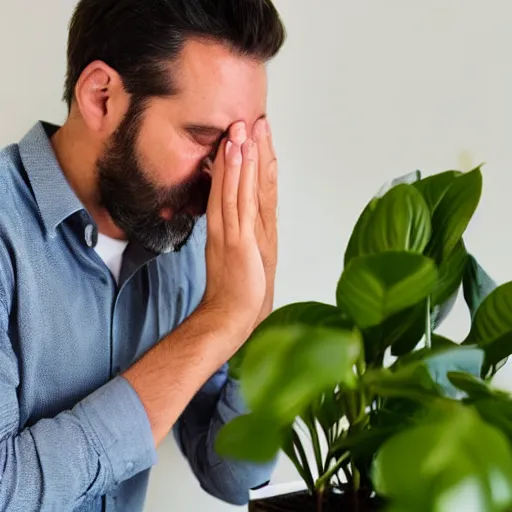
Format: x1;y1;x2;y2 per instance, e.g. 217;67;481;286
249;490;384;512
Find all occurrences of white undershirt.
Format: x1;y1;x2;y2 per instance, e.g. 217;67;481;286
94;233;129;284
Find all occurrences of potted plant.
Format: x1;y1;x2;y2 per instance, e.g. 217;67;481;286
215;166;512;512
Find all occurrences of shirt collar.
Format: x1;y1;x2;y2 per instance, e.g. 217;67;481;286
18;121;85;237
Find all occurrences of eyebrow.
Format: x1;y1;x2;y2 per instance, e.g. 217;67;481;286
184;114;267;139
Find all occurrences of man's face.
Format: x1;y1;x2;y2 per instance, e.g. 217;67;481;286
97;40;268;253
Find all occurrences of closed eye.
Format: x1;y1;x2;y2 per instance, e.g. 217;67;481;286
185;124;226;148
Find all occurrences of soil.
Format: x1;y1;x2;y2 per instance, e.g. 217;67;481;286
249;490;385;512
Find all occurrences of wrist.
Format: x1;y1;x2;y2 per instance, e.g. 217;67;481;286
195;300;256;354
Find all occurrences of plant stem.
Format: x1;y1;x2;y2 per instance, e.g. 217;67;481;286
425;295;432;349
316;488;324;512
315;451;351;490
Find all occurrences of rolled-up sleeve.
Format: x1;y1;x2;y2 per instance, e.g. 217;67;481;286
0;299;157;512
173;364;276;506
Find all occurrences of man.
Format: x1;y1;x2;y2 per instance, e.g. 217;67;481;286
0;0;286;510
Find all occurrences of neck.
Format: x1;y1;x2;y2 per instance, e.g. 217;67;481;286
50;118;127;240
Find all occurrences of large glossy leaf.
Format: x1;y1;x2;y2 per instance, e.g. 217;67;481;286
229;302;351;379
363;184;432;255
345;199;377;266
431;240;467;307
464;282;512;376
413;170;461;213
215;412;283;463
344;184;431;265
372;404;512;512
337;252;438;329
463;254;498;320
239;325;361;424
426;168;483;263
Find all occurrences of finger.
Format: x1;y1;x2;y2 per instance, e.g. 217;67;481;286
206;138;227;236
238;138;259;234
254;118;278;225
223;139;243;243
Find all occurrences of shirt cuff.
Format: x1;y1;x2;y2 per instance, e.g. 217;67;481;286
75;376;158;485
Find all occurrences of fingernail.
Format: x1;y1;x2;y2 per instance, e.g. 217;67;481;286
231;122;247;144
254;118;266;139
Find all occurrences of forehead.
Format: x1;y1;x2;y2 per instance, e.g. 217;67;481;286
170;39;268;129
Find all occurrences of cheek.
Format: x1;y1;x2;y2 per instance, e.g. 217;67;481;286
138;132;209;187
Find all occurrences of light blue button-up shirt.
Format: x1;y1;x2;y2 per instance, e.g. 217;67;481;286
0;122;273;512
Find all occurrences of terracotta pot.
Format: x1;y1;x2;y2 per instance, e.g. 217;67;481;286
249;490;384;512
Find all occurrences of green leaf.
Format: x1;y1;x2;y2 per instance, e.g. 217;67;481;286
464;282;512;376
364;363;441;402
390;297;460;358
331;425;400;463
229;302;351;379
215;412;283;463
386;302;426;357
312;390;345;439
331;397;424;465
431;240;467;307
426;168;483;263
345;185;432;265
257;301;352;332
282;428;316;492
392;341;484;398
337;252;438;329
447;372;509;401
240;326;361;424
373;403;512;512
423;347;484;398
463;254;498;321
473;399;512;446
345;199;378;266
413;170;461;213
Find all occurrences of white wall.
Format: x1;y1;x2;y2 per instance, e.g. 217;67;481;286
2;0;512;510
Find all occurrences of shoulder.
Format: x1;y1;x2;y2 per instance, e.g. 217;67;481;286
0;143;38;227
0;145;23;309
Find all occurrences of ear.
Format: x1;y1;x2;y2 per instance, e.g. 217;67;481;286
73;60;129;136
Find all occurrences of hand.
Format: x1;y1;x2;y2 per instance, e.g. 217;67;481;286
200;122;266;341
253;118;279;326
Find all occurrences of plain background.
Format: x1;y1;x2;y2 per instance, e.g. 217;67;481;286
2;0;512;510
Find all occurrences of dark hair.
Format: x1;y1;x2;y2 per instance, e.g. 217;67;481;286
63;0;286;109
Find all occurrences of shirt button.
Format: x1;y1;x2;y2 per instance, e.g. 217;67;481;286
84;224;96;248
126;462;134;473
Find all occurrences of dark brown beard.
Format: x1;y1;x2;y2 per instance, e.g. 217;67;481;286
97;99;211;253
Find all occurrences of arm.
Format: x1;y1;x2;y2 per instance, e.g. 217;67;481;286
173;365;276;505
0;301;157;511
170;119;280;505
0;123;269;510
